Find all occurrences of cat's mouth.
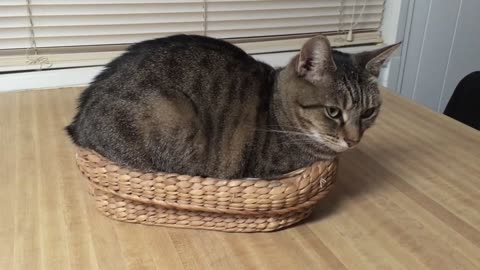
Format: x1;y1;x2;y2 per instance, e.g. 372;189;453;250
311;132;350;153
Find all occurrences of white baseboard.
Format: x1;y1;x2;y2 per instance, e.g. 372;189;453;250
0;66;102;92
0;54;302;93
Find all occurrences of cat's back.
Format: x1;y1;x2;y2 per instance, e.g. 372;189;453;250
107;34;260;79
130;34;252;61
133;34;269;81
92;35;273;101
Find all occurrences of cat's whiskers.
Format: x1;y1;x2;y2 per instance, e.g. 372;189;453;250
255;128;317;138
256;128;323;147
279;139;318;146
256;127;342;148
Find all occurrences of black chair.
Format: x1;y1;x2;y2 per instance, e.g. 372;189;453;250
444;71;480;130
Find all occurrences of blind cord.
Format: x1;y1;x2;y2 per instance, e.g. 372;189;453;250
338;0;346;34
202;0;208;36
25;0;52;70
346;0;367;42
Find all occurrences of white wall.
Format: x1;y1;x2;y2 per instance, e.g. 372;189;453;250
398;0;480;112
379;0;410;90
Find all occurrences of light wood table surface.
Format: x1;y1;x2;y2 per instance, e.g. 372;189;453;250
1;87;479;270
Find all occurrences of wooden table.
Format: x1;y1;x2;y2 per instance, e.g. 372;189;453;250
1;87;479;270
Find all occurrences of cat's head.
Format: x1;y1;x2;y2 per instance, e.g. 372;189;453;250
278;35;400;153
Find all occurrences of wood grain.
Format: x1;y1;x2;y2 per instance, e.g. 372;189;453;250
0;87;479;270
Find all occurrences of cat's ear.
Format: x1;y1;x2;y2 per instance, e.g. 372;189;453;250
356;42;401;77
295;35;336;84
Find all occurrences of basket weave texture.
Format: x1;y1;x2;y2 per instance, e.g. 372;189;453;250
76;147;337;232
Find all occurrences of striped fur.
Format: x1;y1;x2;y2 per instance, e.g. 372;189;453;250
66;35;399;178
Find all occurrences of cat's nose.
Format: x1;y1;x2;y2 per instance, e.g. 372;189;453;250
345;138;360;147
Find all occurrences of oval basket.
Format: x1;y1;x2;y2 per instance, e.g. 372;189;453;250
76;147;337;232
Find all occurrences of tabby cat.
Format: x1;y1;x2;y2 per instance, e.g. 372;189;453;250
67;34;399;178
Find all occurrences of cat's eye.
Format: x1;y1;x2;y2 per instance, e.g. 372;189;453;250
325;107;341;119
361;108;377;119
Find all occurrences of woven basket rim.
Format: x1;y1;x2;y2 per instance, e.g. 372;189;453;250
76;147;337;216
77;147;336;181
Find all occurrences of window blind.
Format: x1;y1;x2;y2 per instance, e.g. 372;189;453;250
0;0;385;72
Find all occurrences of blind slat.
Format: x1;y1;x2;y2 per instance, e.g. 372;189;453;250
0;28;31;39
32;14;205;26
0;6;29;17
209;15;382;31
0;17;30;28
209;23;381;39
30;3;205;15
208;7;384;21
31;0;203;4
0;0;29;5
32;32;204;47
208;0;384;11
34;24;205;38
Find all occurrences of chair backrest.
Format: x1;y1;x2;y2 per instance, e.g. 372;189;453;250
444;71;480;130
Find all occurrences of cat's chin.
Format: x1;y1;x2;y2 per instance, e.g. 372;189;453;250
325;142;350;153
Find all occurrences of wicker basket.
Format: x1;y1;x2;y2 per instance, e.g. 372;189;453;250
76;147;337;232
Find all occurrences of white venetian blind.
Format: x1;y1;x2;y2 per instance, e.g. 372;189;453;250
0;0;385;72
